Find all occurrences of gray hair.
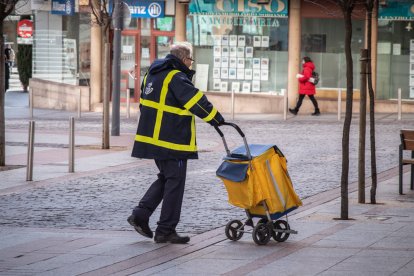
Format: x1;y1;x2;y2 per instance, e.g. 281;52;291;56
170;42;193;61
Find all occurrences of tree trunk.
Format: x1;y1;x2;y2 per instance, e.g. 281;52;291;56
0;21;5;166
0;1;20;166
358;49;368;204
340;2;355;220
367;0;377;204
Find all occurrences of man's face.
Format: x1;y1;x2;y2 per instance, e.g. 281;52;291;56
183;56;194;68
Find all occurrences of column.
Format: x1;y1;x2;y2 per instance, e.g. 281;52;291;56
287;0;301;107
90;16;102;105
371;4;378;94
175;1;187;42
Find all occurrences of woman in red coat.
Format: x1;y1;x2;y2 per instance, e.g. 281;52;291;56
289;56;320;116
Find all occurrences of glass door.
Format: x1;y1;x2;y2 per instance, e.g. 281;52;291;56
154;35;174;59
120;32;139;102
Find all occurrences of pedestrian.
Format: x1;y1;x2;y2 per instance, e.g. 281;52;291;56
4;44;15;73
289;56;320;116
128;42;225;244
4;54;10;92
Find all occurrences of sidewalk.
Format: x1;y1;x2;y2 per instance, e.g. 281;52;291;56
2;91;414;275
0;171;413;275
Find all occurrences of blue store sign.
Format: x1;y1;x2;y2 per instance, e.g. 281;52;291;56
51;0;75;15
189;0;288;18
110;0;165;18
379;0;414;20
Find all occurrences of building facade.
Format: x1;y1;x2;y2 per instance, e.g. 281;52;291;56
17;0;414;113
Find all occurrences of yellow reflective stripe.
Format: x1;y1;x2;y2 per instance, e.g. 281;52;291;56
153;70;180;140
184;91;204;110
202;107;218;123
140;98;192;116
135;135;197;152
190;115;196;148
138;70;197;153
143;74;147;87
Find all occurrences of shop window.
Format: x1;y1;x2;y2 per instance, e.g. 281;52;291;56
301;18;364;89
377;20;414;100
154;17;174;31
32;12;90;86
188;15;289;94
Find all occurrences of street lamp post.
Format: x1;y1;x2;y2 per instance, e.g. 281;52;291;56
111;0;123;136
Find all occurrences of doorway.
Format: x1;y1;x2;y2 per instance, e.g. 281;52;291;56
121;18;175;102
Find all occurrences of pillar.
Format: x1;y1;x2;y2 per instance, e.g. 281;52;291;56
175;1;187;42
287;0;301;108
371;3;378;94
90;16;102;105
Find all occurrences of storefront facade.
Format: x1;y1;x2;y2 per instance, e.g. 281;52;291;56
25;0;414;113
187;0;413;112
377;1;414;100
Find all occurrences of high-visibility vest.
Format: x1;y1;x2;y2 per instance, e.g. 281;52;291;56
132;68;223;160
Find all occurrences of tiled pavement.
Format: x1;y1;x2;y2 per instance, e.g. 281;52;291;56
1;90;414;275
0;171;413;275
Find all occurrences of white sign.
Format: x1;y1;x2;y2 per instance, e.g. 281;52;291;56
195;64;209;91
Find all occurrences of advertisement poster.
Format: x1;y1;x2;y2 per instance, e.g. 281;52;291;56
221;68;229;79
252;80;260;92
237;69;244;80
229;35;237;46
63;38;77;76
195;64;209;91
238;35;246;47
237;58;245;69
220;81;228;92
253;36;261;47
229;57;237;68
213;79;221;90
231;82;240;92
213;68;220;78
242;82;251;93
245;47;253;58
261;36;269;48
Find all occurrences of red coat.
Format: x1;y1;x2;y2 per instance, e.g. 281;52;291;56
298;61;316;95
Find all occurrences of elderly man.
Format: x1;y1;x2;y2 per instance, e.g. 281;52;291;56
128;42;224;244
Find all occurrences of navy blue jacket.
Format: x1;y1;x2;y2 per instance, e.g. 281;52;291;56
132;54;224;160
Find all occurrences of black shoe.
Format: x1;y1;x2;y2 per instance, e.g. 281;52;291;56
127;215;153;238
289;108;298;115
154;232;190;244
311;110;321;116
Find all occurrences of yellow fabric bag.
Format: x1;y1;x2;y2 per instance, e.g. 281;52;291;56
216;146;302;215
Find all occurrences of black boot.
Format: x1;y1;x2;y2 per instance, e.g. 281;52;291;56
311;108;320;116
289;108;298;115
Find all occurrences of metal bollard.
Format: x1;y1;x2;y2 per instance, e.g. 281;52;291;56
29;88;33;118
78;89;82;119
26;121;35;181
338;88;342;121
397;88;402;121
69;117;75;173
231;89;235;120
126;88;131;119
282;89;287;121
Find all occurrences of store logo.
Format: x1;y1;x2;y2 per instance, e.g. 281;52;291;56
144;82;153;95
148;3;162;17
66;0;72;15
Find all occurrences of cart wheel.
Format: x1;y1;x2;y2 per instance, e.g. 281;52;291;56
272;220;290;242
225;220;244;241
252;223;271;245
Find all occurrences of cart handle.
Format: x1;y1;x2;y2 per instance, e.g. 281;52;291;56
214;122;252;160
214;122;245;138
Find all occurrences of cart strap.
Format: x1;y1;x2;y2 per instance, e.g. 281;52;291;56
216;161;249;182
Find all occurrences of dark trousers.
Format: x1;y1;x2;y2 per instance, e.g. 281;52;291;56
295;94;319;110
133;159;187;235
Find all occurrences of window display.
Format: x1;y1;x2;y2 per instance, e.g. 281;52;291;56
188;3;289;94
